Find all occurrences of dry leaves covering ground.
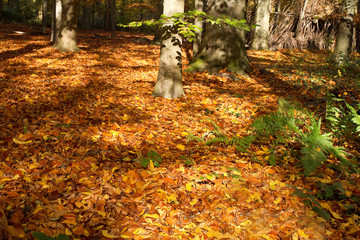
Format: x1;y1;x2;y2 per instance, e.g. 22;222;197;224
0;23;359;240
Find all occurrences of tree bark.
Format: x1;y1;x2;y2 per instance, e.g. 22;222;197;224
42;0;49;34
251;0;270;50
51;0;62;42
193;0;205;55
187;0;251;76
54;0;80;52
153;0;185;99
110;0;116;38
334;0;356;63
0;0;3;19
82;1;92;31
355;0;360;52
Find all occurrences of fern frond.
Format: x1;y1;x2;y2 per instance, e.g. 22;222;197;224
187;133;205;143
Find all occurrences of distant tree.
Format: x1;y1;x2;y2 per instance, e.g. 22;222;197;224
42;0;49;33
193;0;205;55
81;0;92;31
110;0;116;38
251;0;270;50
187;0;250;76
334;0;357;63
152;0;185;98
51;0;62;42
54;0;80;52
0;0;3;19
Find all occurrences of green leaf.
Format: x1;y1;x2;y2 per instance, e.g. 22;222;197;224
32;232;70;240
141;158;150;168
311;206;331;222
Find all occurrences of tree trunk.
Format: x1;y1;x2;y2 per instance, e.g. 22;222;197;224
110;0;116;38
82;2;92;31
152;0;185;99
54;0;80;52
251;0;270;50
187;0;250;76
42;0;49;34
0;0;3;19
152;0;164;44
355;0;360;52
193;0;205;55
51;0;62;42
105;0;110;30
334;0;356;63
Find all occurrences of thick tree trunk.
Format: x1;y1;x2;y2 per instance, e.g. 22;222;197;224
105;0;110;30
193;0;205;55
187;0;251;76
51;0;62;42
334;0;356;62
152;0;185;99
42;0;49;34
251;0;270;50
355;0;360;52
54;0;80;52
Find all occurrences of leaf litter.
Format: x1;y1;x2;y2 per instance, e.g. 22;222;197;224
0;23;359;239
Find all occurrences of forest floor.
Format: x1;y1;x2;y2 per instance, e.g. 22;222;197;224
0;23;360;240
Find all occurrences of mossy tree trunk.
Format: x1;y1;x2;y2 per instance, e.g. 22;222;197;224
187;0;251;76
251;0;270;50
152;0;185;98
54;0;80;52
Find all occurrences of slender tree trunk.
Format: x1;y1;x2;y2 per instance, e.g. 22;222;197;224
251;0;270;50
153;0;185;99
51;0;62;42
82;2;92;30
42;0;49;34
152;0;164;44
334;0;356;63
110;0;116;38
54;0;80;52
187;0;251;76
105;0;110;30
0;0;3;19
193;0;205;55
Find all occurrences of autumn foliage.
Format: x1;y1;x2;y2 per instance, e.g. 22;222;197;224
0;23;360;239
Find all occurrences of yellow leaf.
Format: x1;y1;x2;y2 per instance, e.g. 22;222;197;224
23;176;32;183
62;220;77;226
190;198;198;205
65;228;72;236
167;194;177;203
123;114;129;120
148;160;155;172
143;213;159;219
274;197;282;204
185;182;192;192
122;157;131;162
330;211;342;220
240;220;252;226
176;144;186;151
206;230;221;238
297;229;309;238
32;205;44;215
133;228;147;234
102;230;121;239
12;138;32;145
180;132;188;136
